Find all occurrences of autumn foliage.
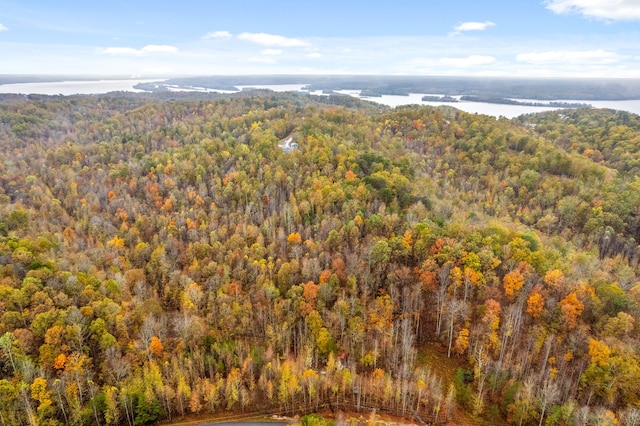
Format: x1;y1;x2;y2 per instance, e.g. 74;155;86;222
0;92;638;425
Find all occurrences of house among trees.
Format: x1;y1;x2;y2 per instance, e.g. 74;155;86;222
279;136;298;153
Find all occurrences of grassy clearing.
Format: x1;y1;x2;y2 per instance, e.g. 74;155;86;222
416;342;469;386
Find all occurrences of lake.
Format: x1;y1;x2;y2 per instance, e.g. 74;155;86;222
333;90;640;118
1;80;639;119
0;79;158;96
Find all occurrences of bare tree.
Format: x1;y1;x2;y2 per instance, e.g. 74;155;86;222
446;299;468;358
435;263;452;336
620;408;640;426
106;346;131;384
573;406;590;426
537;379;560;426
139;315;161;361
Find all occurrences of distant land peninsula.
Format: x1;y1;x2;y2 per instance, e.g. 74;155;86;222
421;95;459;102
458;95;592;108
127;75;640;101
419;94;591;108
2;75;640;101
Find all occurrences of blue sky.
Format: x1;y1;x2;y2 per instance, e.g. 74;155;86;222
1;0;639;77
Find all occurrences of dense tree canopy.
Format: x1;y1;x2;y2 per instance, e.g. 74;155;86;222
0;91;639;425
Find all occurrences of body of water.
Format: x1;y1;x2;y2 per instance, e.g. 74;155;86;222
254;86;640;118
236;84;309;92
335;91;640;118
0;79;158;96
2;80;639;119
362;94;562;118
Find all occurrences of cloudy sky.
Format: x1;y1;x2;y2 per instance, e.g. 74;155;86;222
0;0;639;77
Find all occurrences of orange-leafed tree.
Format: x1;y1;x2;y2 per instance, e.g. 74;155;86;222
149;336;164;358
287;232;302;245
526;290;545;319
503;268;525;301
54;353;67;370
544;269;564;289
301;281;319;315
482;299;502;355
318;269;332;284
560;292;584;329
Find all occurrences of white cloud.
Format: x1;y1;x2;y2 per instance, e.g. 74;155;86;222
102;47;143;56
141;45;178;53
4;31;636;78
261;49;283;55
0;24;8;32
238;32;309;47
516;49;622;64
545;0;640;21
202;30;232;39
452;21;495;33
439;55;496;67
101;45;178;55
247;56;277;64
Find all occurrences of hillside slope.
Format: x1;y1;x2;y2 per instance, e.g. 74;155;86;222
0;93;638;425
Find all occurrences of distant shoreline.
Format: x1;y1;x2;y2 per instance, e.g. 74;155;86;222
2;78;640;118
459;95;592;108
421;95;459;102
3;74;640;101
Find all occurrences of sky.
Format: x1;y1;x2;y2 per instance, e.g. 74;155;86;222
0;0;639;78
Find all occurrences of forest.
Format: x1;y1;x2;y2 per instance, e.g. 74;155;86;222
0;90;639;425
